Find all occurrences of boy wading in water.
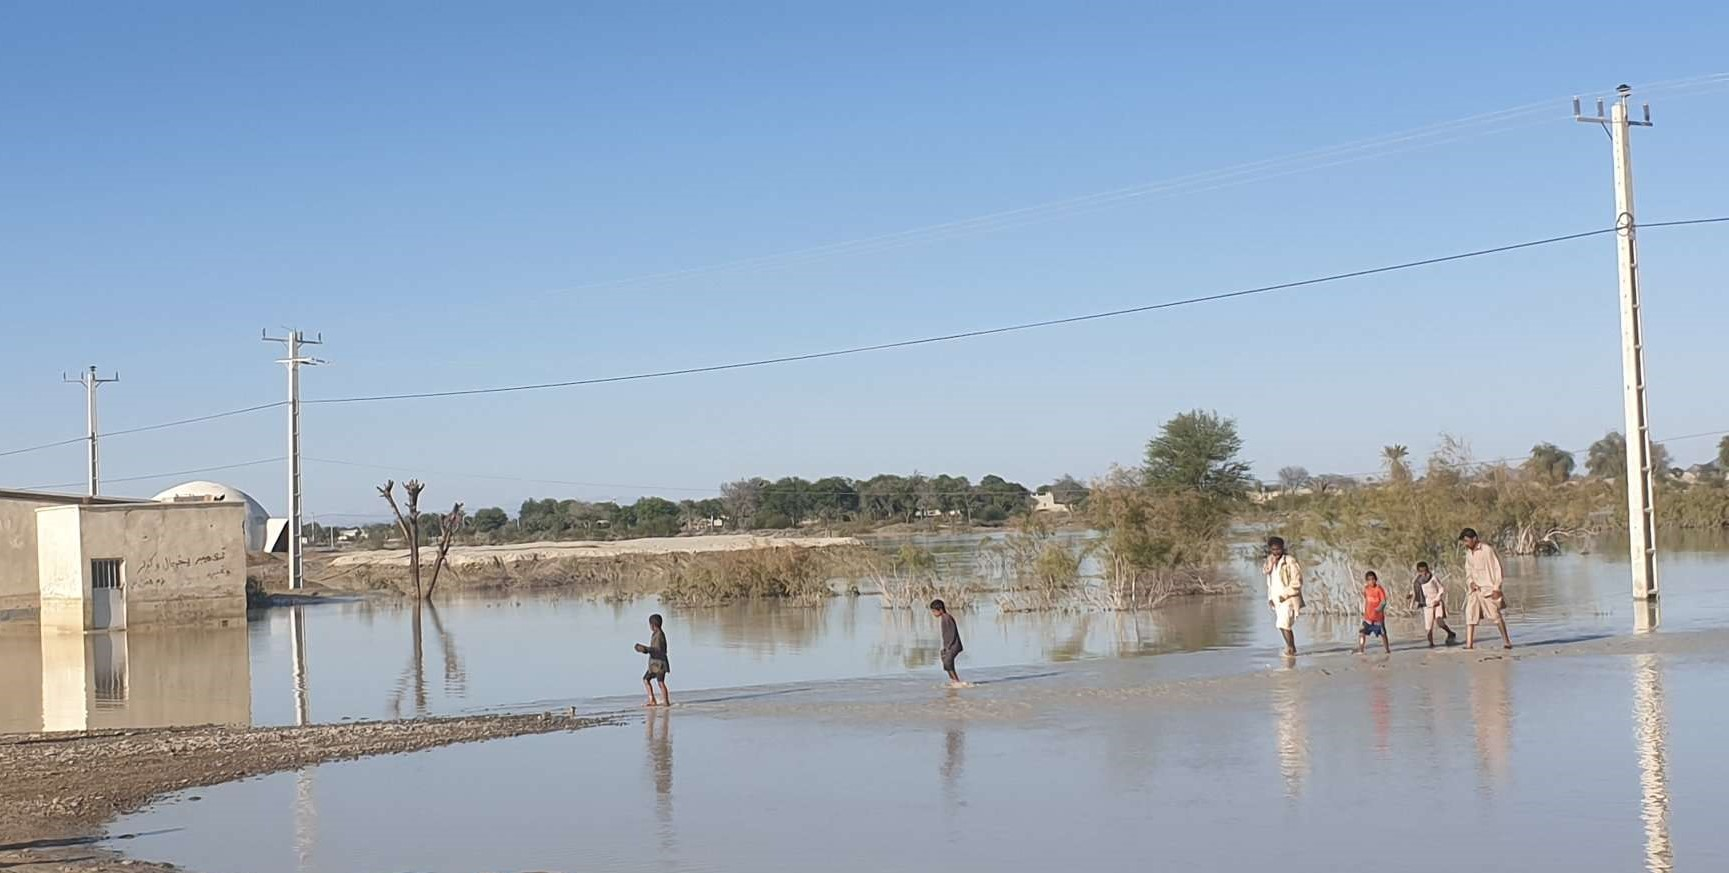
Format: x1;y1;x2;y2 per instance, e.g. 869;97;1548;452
930;599;966;687
636;613;671;707
1356;571;1391;654
1410;561;1457;648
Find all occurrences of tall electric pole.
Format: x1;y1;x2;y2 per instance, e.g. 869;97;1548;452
1575;85;1658;601
264;330;324;590
63;365;119;496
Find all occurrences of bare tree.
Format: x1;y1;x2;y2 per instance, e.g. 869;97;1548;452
426;502;465;600
378;479;426;599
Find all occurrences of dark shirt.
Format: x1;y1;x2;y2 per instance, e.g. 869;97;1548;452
940;614;963;655
647;629;669;666
1412;573;1431;608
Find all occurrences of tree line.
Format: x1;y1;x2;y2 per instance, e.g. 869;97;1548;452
386;472;1093;543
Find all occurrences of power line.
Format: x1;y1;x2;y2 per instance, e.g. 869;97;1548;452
309;221;1674;405
2;217;1725;460
23;457;286;492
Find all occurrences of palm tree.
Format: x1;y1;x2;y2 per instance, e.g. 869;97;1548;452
1382;445;1412;484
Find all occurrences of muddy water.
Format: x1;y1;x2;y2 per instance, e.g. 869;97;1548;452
110;640;1729;872
4;533;1729;734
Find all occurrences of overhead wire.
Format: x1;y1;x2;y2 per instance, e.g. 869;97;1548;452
309;221;1664;405
23;457;287;493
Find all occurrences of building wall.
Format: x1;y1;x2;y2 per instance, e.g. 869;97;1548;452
35;505;87;629
35;502;247;630
0;496;61;614
77;502;248;627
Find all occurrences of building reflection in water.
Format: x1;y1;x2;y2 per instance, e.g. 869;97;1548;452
1632;653;1671;873
38;624;250;733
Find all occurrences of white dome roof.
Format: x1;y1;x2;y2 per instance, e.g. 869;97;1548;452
152;481;272;552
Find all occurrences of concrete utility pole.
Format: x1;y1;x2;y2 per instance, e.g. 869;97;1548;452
1575;85;1658;601
63;365;119;496
263;330;324;590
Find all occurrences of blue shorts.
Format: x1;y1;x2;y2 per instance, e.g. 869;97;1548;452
1361;621;1386;638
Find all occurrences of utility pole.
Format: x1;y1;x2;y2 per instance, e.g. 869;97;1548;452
63;365;119;496
1576;85;1658;601
263;330;324;590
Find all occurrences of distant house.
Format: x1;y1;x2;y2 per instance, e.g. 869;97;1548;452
1033;493;1071;513
1680;462;1721;485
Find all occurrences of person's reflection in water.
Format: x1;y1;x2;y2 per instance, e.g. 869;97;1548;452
644;706;676;854
940;721;966;814
1467;660;1513;795
1632;653;1671;873
1271;670;1308;801
1369;668;1392;762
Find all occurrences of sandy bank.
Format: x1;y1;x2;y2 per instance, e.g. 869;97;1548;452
328;533;862;569
0;711;618;873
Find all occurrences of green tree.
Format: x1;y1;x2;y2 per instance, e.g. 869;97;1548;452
1523;443;1575;484
1143;410;1252;499
808;477;859;521
631;496;682;537
1587;431;1671;480
471;507;509;533
760;476;815;525
1718;434;1729;470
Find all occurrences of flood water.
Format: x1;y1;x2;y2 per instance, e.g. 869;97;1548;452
33;531;1729;871
110;631;1729;872
4;532;1729;733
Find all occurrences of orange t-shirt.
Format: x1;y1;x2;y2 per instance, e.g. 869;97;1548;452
1364;585;1387;623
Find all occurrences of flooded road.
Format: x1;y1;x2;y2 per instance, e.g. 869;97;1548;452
107;635;1729;872
4;533;1729;733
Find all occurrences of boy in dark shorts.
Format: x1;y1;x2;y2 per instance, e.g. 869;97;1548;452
930;599;964;687
1356;571;1391;654
635;613;671;707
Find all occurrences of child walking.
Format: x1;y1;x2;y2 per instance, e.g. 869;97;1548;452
1356;571;1391;654
930;599;965;687
636;613;671;707
1410;561;1456;647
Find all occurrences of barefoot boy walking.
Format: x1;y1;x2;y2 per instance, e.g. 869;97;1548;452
1356;571;1391;654
636;613;671;707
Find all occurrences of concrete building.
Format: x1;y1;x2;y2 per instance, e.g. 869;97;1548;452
0;482;255;630
1033;492;1072;513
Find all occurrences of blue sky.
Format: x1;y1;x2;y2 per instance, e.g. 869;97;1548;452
2;2;1727;520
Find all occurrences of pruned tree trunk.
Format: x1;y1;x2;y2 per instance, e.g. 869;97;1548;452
426;502;465;600
378;479;428;600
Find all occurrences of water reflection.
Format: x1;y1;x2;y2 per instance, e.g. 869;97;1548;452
30;625;251;732
387;604;466;719
1271;672;1307;801
1632;654;1671;873
1635;599;1661;634
1467;661;1513;794
290;607;310;726
644;706;675;855
940;720;966;813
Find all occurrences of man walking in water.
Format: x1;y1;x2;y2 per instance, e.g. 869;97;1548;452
1461;529;1513;650
930;599;965;687
1264;537;1302;657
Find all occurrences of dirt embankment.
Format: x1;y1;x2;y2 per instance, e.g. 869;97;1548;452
0;711;618;873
